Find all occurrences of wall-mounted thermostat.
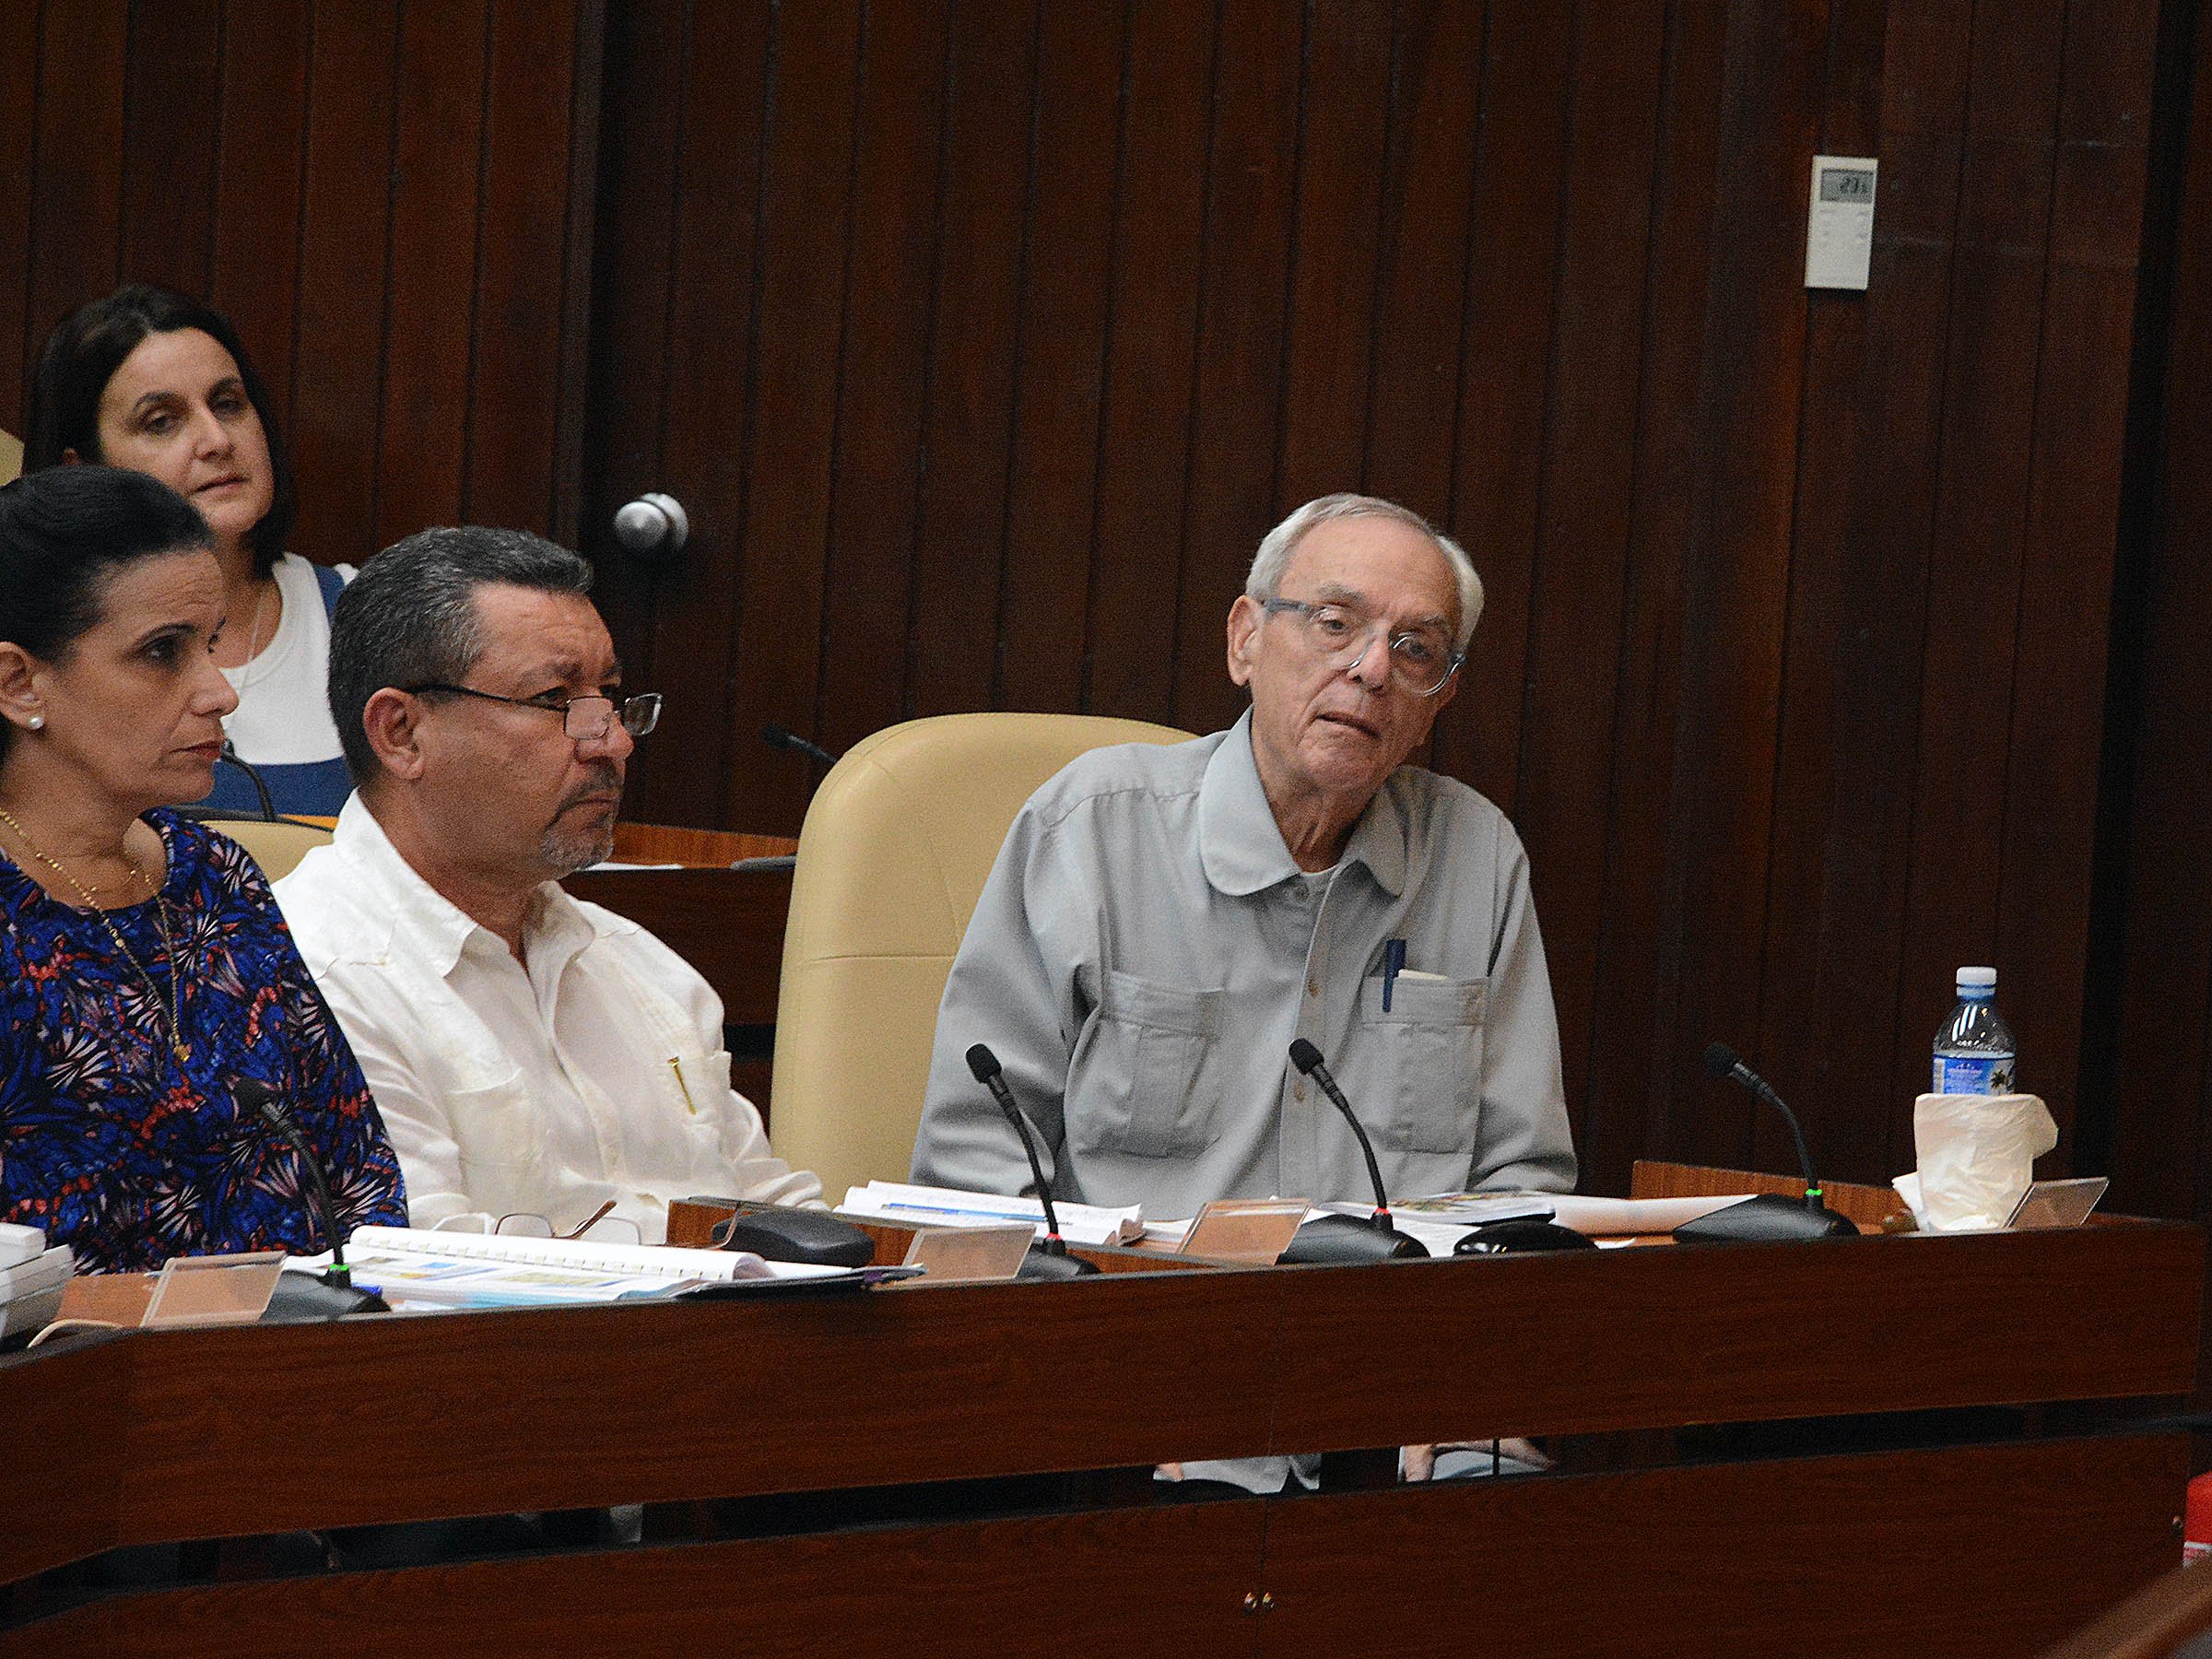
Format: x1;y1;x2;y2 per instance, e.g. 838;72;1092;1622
1806;155;1877;290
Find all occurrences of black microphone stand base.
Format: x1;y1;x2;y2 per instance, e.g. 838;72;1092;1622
1672;1194;1860;1245
263;1272;391;1321
1018;1244;1100;1280
1277;1213;1431;1265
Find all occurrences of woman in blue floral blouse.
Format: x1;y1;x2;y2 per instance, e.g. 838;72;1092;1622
0;465;405;1271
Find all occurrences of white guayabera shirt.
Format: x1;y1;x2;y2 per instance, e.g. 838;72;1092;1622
276;797;821;1234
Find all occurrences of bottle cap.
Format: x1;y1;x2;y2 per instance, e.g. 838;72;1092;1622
1956;966;1996;992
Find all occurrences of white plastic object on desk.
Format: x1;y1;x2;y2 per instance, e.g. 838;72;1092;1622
0;1221;45;1269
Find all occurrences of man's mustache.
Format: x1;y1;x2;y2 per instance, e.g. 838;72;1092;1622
558;762;624;811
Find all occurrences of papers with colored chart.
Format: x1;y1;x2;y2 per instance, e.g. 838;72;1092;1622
1399;1191;1756;1235
290;1225;846;1309
839;1182;1146;1247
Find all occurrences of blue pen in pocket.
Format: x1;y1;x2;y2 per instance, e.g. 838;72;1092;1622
1382;938;1406;1011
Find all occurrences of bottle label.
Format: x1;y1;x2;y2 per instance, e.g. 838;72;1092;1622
1934;1054;2017;1094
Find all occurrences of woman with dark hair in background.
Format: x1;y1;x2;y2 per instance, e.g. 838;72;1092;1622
0;465;404;1271
26;284;354;817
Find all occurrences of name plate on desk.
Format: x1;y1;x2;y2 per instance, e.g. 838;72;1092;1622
141;1251;287;1328
900;1224;1035;1284
1180;1198;1309;1264
2007;1177;2108;1230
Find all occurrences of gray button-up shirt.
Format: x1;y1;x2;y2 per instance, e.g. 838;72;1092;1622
912;712;1575;1215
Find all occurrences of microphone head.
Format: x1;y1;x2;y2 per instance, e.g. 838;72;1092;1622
761;723;794;750
1288;1038;1324;1077
237;1078;297;1135
1703;1041;1741;1080
965;1043;1002;1086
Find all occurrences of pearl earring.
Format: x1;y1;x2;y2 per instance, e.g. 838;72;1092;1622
25;715;42;731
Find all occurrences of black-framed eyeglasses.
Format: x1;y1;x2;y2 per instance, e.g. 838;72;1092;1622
1260;598;1465;696
403;683;663;741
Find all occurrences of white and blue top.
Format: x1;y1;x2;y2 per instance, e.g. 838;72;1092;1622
201;552;355;818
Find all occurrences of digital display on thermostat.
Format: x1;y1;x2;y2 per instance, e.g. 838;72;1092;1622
1819;167;1875;204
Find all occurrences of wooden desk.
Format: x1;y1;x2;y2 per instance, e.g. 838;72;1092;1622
1;1212;2198;1657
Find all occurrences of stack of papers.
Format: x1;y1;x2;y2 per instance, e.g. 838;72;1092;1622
1394;1193;1561;1225
1535;1193;1753;1233
839;1182;1145;1247
1400;1191;1756;1235
292;1226;847;1309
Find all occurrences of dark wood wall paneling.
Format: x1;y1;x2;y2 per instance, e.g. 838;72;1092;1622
3;2;2196;1211
2;0;598;562
2100;0;2212;1225
582;2;2164;1198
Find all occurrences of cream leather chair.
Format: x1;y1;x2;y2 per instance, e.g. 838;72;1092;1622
1;429;22;485
202;817;334;881
771;712;1194;1204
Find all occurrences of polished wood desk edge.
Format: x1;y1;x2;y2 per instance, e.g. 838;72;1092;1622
23;1200;2199;1379
9;1221;2197;1415
2037;1538;2212;1659
9;1172;2193;1583
1270;1220;2204;1431
43;1166;2094;1336
1;1220;2199;1587
0;1431;2187;1658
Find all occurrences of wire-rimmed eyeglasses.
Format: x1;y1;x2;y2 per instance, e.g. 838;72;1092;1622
429;1204;642;1245
404;683;663;741
1260;598;1464;696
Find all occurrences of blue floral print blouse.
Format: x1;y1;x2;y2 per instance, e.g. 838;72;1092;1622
0;811;406;1271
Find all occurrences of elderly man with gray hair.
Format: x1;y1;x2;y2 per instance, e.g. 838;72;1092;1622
912;492;1574;1489
275;526;820;1236
915;490;1574;1218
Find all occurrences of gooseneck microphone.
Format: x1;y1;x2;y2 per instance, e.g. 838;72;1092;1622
964;1044;1098;1280
762;724;839;769
1278;1039;1429;1265
1705;1043;1822;1194
240;1080;349;1273
238;1080;388;1316
218;742;277;821
1671;1043;1860;1244
1290;1040;1396;1223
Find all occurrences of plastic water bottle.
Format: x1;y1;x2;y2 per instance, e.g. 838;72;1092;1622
1932;967;2017;1094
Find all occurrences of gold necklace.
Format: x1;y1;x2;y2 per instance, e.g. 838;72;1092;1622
0;806;189;1065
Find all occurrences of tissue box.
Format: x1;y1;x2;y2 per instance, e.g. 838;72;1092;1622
1895;1092;2057;1232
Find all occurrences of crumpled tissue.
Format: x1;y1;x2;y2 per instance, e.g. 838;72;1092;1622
1892;1092;2056;1232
